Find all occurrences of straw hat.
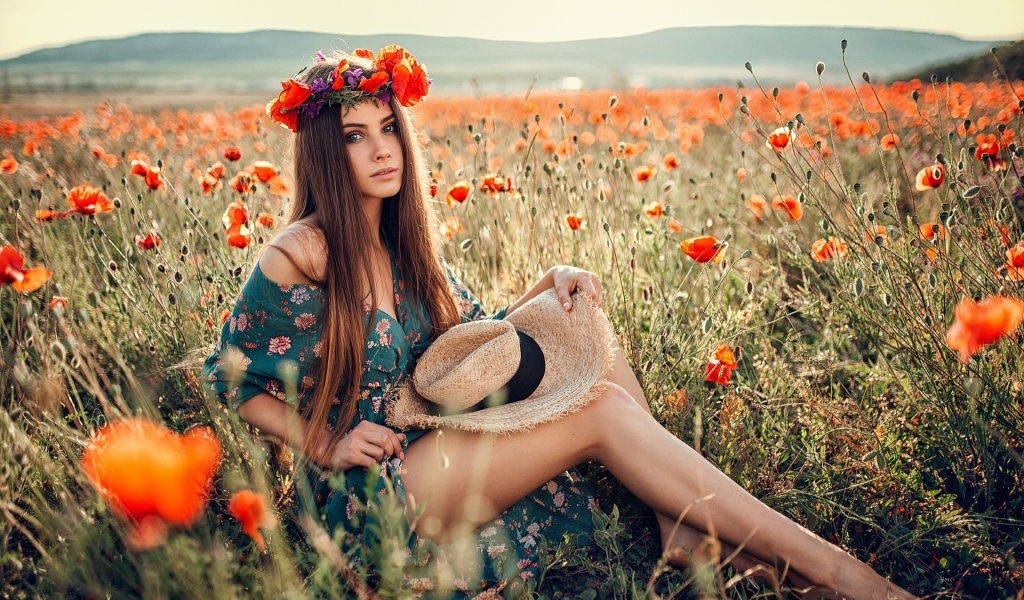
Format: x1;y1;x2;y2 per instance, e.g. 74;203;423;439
386;289;615;434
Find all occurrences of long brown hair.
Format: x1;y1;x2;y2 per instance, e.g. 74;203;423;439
287;53;460;457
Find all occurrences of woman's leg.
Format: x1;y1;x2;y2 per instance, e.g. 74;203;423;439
401;386;913;599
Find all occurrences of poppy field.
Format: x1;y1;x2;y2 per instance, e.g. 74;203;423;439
1;52;1024;598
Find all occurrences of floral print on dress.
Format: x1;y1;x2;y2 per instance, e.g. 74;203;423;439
203;251;595;597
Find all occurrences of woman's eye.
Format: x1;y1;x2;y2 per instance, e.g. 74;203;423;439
345;132;363;143
383;123;397;134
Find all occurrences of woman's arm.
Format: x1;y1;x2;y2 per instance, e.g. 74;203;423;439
505;265;604;315
236;393;406;470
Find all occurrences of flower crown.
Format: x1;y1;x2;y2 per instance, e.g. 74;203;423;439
266;45;430;133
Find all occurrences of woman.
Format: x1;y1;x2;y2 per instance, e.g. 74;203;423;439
204;47;914;599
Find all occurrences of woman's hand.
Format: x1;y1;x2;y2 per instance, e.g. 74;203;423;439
549;265;603;311
321;421;406;471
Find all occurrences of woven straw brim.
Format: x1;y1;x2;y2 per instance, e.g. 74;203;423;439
387;290;616;435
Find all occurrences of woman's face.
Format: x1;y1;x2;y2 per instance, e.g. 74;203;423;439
341;100;404;203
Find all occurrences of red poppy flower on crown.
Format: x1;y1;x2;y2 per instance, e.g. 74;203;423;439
266;46;431;132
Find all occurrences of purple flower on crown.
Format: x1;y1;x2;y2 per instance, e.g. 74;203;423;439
345;68;363;88
310;77;331;95
299;102;323;120
315;51;326;63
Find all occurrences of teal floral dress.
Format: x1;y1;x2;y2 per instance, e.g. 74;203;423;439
203;251;597;598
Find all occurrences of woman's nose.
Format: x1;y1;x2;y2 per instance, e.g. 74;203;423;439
374;140;392;161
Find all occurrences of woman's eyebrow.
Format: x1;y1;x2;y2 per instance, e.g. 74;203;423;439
342;115;396;129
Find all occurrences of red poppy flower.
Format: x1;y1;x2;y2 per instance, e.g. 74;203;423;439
974;134;1005;170
22;141;36;156
390;57;430;107
445;181;471;207
633;165;657;183
766;127;792;151
0;157;18;174
35;209;61;222
1006;241;1024;268
644;201;664;218
353;48;375;60
1;246;52;293
266;98;299;133
566;213;587;231
772;195;803;221
144;167;163;190
67;184;115;215
358;71;389;95
680;236;726;263
662;153;680;170
81;418;222;550
810;237;849;262
228;490;277;552
914;164;945;191
135;231;161;250
668;218;683;233
374;45;412;74
255;212;280;228
746;194;768;221
49;296;68;309
223;146;242;162
480;173;513;195
207;162;226;180
276;78;312;112
918;222;946;241
226;224;252;249
222;199;250;229
704;344;737;386
330;59;350;90
945;295;1024;362
229;173;252;194
130;159;149;176
248;161;278;183
880;133;900;151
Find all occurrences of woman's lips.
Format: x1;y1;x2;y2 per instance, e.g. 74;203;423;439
371;167;398;178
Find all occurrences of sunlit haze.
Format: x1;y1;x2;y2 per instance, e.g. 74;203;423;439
1;0;1021;60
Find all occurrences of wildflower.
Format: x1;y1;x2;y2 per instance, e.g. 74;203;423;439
974;134;1005;170
81;419;221;550
144;166;163;190
662;153;680;170
358;71;390;95
249;161;279;183
266;79;313;132
223;199;250;229
810;237;849;262
668;218;683;233
49;296;68;309
223;146;242;162
135;231;161;250
766;127;792;151
1000;241;1024;280
226;224;252;249
387;53;431;107
633;165;657;183
268;175;291;196
0;157;18;174
1;246;52;293
479;173;513;195
644;201;664;218
918;222;946;241
746;194;768;220
256;212;280;228
439;216;463;240
680;236;726;263
880;133;900;151
67;184;115;215
35;209;60;222
914;164;945;191
771;195;803;221
736;167;748;182
945;295;1024;362
445;181;471;207
704;344;738;386
229;172;252;194
228;490;277;551
566;213;587;231
130;159;149;176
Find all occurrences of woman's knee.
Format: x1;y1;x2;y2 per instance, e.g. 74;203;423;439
577;383;647;446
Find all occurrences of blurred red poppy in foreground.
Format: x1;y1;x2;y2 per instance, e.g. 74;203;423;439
945;295;1024;363
81;418;222;549
680;236;726;263
0;157;18;174
914;165;945;191
766;127;792;151
1;246;52;293
704;344;738;386
445;181;471;207
228;490;277;551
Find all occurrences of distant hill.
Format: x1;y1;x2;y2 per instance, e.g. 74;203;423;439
0;28;1003;94
904;40;1024;83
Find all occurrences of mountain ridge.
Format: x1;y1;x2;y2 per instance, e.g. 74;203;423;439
0;27;1004;92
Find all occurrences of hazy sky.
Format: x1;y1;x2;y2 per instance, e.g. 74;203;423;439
1;0;1021;59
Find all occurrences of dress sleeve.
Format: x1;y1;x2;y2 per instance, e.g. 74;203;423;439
202;275;318;410
442;258;508;322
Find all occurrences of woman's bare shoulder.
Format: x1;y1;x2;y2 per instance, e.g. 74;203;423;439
258;220;326;284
